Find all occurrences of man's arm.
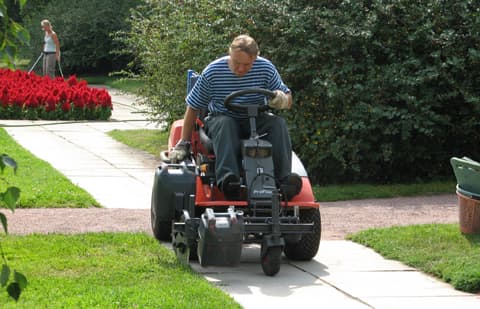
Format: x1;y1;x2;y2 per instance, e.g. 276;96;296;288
181;106;198;141
168;106;197;162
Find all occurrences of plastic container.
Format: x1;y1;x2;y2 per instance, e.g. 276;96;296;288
197;208;244;266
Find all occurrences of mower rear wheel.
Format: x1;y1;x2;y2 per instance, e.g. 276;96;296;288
284;208;321;260
261;246;282;276
151;193;173;241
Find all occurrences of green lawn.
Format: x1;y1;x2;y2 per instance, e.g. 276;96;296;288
0;128;99;208
348;224;480;293
314;181;455;202
79;75;144;94
0;233;240;308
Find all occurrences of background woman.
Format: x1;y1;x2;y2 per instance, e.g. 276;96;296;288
41;19;60;78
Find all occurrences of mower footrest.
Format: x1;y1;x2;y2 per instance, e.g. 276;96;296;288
244;222;314;234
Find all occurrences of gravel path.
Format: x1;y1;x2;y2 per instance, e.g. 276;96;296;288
4;194;459;239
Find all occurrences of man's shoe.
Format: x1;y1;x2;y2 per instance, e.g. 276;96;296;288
279;174;302;200
221;174;241;200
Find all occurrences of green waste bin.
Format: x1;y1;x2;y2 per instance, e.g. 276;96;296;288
450;157;480;234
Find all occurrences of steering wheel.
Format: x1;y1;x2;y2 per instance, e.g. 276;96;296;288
224;88;276;114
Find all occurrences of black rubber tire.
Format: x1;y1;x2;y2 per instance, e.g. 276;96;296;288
283;208;321;261
261;246;282;276
151;192;172;241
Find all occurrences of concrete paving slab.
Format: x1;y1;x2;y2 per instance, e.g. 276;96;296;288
67;176;151;209
190;243;371;309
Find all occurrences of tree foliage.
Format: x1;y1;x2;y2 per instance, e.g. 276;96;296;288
124;0;480;184
121;0;253;124
0;0;30;67
21;0;141;74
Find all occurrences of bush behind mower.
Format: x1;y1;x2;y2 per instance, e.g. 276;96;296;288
151;72;321;276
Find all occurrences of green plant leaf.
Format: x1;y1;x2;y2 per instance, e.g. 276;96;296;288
14;271;27;289
1;154;17;174
7;282;21;301
19;0;27;9
1;264;10;287
3;187;21;210
0;212;7;234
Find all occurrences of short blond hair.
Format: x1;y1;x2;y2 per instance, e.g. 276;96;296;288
229;35;259;57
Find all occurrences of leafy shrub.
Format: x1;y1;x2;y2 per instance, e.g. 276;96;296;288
21;0;142;74
122;0;253;124
0;154;27;301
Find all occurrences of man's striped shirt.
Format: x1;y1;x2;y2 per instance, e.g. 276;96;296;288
186;56;290;118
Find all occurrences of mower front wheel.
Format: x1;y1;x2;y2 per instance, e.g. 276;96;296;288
284;208;321;260
261;246;282;276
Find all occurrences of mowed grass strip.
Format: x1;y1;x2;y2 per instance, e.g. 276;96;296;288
0;233;240;308
0;128;99;208
107;129;169;158
314;181;455;202
348;224;480;293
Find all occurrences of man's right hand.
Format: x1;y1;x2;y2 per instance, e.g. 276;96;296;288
169;140;191;163
268;90;289;110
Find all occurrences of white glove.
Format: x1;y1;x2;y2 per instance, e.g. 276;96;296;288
169;140;190;163
268;90;289;110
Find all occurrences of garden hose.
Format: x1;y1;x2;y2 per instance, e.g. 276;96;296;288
28;53;44;74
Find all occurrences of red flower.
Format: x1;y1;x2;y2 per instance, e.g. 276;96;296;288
0;68;112;119
61;102;71;112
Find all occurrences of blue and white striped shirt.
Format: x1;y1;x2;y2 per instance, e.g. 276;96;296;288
186;56;290;118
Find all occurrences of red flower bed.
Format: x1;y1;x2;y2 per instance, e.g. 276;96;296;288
0;69;112;120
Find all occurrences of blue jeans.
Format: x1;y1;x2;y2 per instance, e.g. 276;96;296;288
204;113;292;186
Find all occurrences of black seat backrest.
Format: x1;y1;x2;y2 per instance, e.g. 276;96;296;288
187;69;199;94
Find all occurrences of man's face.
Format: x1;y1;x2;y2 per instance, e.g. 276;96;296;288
228;49;256;77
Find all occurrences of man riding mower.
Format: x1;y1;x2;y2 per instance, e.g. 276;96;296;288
151;35;321;276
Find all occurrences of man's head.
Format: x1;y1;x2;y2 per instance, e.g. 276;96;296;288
228;35;259;77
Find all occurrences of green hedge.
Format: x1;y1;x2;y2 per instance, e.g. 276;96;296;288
124;0;480;184
273;0;480;183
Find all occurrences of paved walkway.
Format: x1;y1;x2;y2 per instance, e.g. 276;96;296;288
1;88;479;308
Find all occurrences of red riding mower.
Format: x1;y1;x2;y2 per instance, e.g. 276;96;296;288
151;71;321;276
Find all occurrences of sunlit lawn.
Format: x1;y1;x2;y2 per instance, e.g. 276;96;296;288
349;224;480;293
0;128;99;208
0;233;240;308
